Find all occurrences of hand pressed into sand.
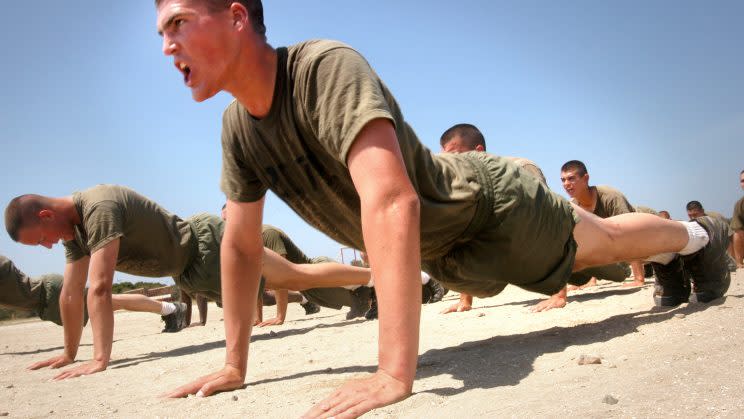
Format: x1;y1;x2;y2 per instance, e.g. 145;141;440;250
301;370;412;419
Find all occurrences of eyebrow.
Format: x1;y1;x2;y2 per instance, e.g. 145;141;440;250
157;13;184;36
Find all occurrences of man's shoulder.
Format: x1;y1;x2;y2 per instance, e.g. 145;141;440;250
288;39;357;62
76;184;131;203
596;185;629;200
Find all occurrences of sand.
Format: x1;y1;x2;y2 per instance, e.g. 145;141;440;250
1;270;743;418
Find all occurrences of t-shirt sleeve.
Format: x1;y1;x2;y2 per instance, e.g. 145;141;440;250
732;198;744;230
605;191;635;216
83;200;125;254
262;228;288;257
64;240;88;262
220;104;268;203
296;46;395;166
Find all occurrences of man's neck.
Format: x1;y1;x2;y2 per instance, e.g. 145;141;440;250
575;186;597;210
228;43;278;119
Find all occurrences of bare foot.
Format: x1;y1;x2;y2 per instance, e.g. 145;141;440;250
568;277;598;292
622;280;645;287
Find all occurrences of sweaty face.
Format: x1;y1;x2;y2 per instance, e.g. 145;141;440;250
157;0;237;102
441;136;480;153
17;223;68;249
740;173;744;191
560;169;588;198
687;208;704;220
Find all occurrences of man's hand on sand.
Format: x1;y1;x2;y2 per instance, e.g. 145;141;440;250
530;293;567;312
27;354;74;370
52;360;107;380
301;370;411;419
440;301;472;314
258;317;284;327
162;365;244;398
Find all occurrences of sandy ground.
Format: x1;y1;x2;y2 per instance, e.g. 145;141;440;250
1;270;743;418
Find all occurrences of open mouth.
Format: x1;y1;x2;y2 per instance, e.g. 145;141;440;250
177;62;192;84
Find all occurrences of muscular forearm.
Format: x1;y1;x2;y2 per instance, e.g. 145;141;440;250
59;289;85;360
87;280;114;365
363;192;421;386
630;261;645;282
222;242;263;375
734;231;744;267
274;289;288;321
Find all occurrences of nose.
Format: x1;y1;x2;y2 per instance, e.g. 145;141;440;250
162;35;177;56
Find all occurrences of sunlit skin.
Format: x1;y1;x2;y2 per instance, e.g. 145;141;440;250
157;0;276;114
687;208;705;220
560;169;592;207
440;136;484;154
16;202;79;248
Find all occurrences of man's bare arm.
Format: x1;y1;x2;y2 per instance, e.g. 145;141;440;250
54;239;120;380
734;230;744;268
164;198;265;398
27;257;89;370
258;289;287;327
304;118;421;417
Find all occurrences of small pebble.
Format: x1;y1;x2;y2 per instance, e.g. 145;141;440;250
476;312;485;317
0;413;8;417
675;314;686;319
232;395;238;402
578;355;602;365
619;355;628;362
5;385;13;389
603;395;619;405
325;367;332;372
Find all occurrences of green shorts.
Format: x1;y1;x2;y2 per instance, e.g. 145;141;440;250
39;274;89;327
174;213;224;304
568;263;631;286
422;153;578;298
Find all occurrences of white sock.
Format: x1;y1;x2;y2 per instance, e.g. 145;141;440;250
421;272;431;284
677;221;709;255
645;252;676;265
300;295;308;304
161;302;176;316
366;274;375;288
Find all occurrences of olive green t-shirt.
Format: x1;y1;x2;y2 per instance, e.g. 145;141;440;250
221;40;484;260
64;185;195;278
262;225;313;264
572;185;635;218
732;197;744;231
507;157;547;185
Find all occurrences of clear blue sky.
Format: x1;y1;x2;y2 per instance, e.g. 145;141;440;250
1;1;742;282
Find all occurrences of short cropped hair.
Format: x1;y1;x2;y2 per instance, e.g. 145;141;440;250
686;200;704;211
155;0;266;39
4;195;45;242
440;123;486;151
560;160;588;176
